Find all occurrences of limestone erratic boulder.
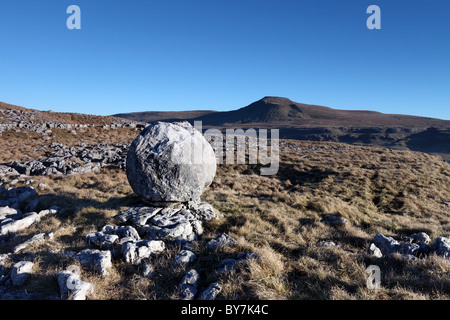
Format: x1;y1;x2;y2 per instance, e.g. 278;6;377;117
126;121;216;204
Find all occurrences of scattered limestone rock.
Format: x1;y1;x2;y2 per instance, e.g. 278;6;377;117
115;206;162;226
206;233;237;251
178;269;200;300
198;282;221;300
320;215;348;226
86;225;141;250
216;253;258;273
73;249;112;276
116;205;212;242
57;270;94;300
173;250;196;267
368;243;383;258
216;259;239;273
0;206;19;215
372;233;448;258
411;232;431;245
0;265;9;285
13;232;51;253
11;261;33;286
0;165;19;177
121;240;165;264
0;212;41;235
142;263;155;278
318;240;338;248
188;202;221;223
373;234;400;255
86;232;119;250
432;237;450;258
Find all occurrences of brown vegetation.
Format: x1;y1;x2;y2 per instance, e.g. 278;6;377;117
1;121;450;299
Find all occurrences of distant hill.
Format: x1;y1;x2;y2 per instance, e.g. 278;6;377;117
113;110;217;123
113;96;450;127
112;97;450;161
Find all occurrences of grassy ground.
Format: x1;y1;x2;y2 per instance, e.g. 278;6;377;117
1;128;450;300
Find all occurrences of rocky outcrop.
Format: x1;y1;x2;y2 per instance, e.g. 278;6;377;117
73;249;113;276
0;186;58;236
3;143;128;177
115;203;220;242
0;107;144;136
369;233;450;259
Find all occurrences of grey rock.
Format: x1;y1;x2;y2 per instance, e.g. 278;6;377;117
198;282;221;300
11;261;33;286
0;265;9;285
236;252;259;261
13;232;49;253
142;263;155;278
0;165;19;176
73;249;112;276
116;206;205;242
403;254;417;260
121;240;165;264
432;237;450;258
399;243;420;256
215;252;258;273
0;206;19;215
318;240;338;248
368;243;383;258
37;207;58;218
412;232;431;245
373;234;401;255
126;121;216;203
320;215;348;226
216;259;239;273
86;225;141;249
178;269;200;300
150;208;195;227
85;232;119;249
189;202;220;222
404;232;431;245
141;221;195;241
417;241;431;255
57;270;94;300
101;225;141;242
206;233;237;251
0;212;40;235
0;253;10;266
173;250;196;267
115;206;162;226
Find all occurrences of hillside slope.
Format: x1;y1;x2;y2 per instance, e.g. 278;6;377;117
112;97;450;161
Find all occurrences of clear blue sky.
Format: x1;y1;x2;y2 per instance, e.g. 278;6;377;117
0;0;449;119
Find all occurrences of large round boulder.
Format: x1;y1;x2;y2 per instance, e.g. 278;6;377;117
126;121;216;204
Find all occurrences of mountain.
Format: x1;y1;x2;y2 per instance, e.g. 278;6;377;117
112;97;450;161
113;110;217;124
114;96;450;127
193;96;449;127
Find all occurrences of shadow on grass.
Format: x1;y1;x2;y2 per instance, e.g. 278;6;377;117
37;193;142;218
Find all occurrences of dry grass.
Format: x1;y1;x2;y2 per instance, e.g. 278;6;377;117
1;127;450;300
